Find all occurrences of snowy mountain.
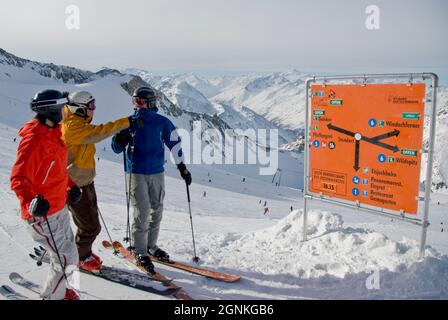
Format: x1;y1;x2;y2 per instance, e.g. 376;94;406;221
0;48;106;84
0;48;303;189
125;69;299;145
127;68;448;190
134;69;309;131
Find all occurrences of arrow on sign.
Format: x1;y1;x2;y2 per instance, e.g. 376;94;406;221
327;123;356;137
362;136;399;152
354;140;360;171
370;129;400;142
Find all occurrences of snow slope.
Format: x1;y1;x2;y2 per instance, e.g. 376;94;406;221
1;122;448;300
1;49;448;300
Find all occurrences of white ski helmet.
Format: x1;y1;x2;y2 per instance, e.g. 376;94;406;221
67;91;95;115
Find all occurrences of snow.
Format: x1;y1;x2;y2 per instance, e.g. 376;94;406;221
1;121;448;299
1;49;448;300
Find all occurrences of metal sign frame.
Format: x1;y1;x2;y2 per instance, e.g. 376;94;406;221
302;73;439;259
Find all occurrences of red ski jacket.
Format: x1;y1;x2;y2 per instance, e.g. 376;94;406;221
11;119;70;220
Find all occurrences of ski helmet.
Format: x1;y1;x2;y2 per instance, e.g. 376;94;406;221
132;87;159;108
67;91;96;117
30;90;69;124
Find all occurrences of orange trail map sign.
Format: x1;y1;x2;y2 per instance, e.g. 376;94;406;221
309;83;426;214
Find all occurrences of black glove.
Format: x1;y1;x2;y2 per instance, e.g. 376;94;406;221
177;162;192;186
29;195;50;218
68;186;82;205
114;130;130;149
128;115;143;129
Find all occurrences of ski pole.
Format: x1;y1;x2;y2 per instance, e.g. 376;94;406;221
97;207;118;255
123;151;131;244
32;246;47;266
126;132;136;250
45;217;68;281
186;183;199;263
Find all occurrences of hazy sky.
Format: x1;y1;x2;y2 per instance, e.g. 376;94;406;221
0;0;447;74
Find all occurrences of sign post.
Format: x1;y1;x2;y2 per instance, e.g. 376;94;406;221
302;73;438;259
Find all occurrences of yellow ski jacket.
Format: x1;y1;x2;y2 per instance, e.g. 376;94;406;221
62;107;130;187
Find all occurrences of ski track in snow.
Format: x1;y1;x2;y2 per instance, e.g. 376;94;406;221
1;123;448;300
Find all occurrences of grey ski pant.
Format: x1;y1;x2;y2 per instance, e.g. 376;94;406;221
130;172;165;256
24;207;79;300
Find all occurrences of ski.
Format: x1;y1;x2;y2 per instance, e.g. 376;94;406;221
111;240;241;283
102;240;193;300
152;256;241;283
29;248;179;297
9;272;40;295
30;246;172;285
0;285;30;300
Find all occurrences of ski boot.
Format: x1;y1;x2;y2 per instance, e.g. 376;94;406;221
64;288;80;300
135;254;155;275
79;254;102;272
150;248;171;263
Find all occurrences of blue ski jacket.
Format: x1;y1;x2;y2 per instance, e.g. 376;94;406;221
111;107;183;175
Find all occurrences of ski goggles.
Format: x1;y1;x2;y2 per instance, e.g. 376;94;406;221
133;96;160;108
132;96;146;106
30;97;69;113
86;99;96;111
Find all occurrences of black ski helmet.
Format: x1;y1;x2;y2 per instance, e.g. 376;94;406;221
30;89;69;124
133;87;158;108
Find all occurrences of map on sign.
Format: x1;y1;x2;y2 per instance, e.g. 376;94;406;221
309;83;426;214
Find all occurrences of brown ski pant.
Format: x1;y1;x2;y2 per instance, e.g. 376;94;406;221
68;182;101;260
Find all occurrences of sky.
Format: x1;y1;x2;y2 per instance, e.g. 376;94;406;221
0;0;447;77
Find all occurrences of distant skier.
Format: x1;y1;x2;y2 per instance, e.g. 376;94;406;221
112;87;192;273
242;177;246;182
13;137;16;142
290;205;293;212
203;191;207;198
264;200;267;207
263;207;270;216
10;90;79;300
62;91;135;271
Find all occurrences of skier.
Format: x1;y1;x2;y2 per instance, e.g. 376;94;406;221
10;90;79;300
112;87;192;273
263;207;270;216
203;191;207;198
62;91;138;271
